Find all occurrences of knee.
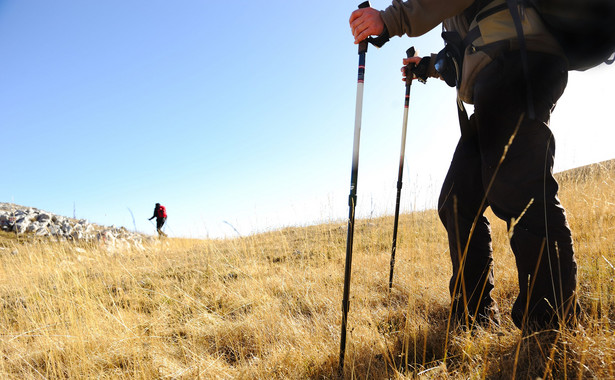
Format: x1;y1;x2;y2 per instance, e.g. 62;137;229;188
438;187;455;226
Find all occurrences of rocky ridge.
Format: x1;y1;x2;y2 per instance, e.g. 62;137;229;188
0;203;148;247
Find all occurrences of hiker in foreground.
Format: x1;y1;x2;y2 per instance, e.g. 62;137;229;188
149;203;167;237
350;0;581;331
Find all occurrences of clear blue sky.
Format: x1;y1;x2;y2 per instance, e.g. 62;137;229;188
1;1;613;238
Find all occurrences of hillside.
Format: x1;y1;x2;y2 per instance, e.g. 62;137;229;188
555;158;615;183
0;202;148;247
0;159;613;379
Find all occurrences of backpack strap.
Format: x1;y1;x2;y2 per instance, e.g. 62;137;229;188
506;0;535;120
476;2;509;22
436;30;473;137
447;0;538;137
462;2;509;46
461;0;536;120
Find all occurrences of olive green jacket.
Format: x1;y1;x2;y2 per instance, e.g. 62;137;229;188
380;0;563;103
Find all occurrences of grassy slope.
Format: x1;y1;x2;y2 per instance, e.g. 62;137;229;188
0;160;613;379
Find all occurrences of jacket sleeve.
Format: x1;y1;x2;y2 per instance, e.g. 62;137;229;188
380;0;474;38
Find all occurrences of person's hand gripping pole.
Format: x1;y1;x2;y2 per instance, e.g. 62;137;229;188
349;2;390;48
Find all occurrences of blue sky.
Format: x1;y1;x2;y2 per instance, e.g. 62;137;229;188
1;1;614;238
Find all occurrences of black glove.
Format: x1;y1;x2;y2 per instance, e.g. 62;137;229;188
412;56;431;84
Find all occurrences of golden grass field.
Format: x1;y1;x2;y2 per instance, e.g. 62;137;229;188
1;160;613;379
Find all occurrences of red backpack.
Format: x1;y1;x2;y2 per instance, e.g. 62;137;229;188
157;205;167;218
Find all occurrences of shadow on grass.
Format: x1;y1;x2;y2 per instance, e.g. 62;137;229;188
311;304;580;380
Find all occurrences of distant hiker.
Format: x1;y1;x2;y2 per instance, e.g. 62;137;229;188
350;0;582;332
149;203;167;237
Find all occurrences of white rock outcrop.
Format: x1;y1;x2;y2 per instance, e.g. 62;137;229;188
0;203;148;246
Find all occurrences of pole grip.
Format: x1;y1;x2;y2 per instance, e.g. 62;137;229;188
406;47;416;59
405;47;417;85
357;1;371;54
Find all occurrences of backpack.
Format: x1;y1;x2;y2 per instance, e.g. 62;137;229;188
157;205;167;218
519;0;615;71
501;0;615;118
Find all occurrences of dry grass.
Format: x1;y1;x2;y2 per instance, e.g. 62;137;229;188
1;160;614;379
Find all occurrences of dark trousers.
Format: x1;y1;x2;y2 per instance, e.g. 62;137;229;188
156;217;166;235
438;51;580;330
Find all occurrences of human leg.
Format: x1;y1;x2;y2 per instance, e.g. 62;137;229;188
473;51;579;330
438;127;500;327
156;217;167;237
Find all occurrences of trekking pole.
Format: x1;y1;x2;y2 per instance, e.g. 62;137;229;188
339;1;371;374
162;221;173;237
388;47;417;290
147;219;158;235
